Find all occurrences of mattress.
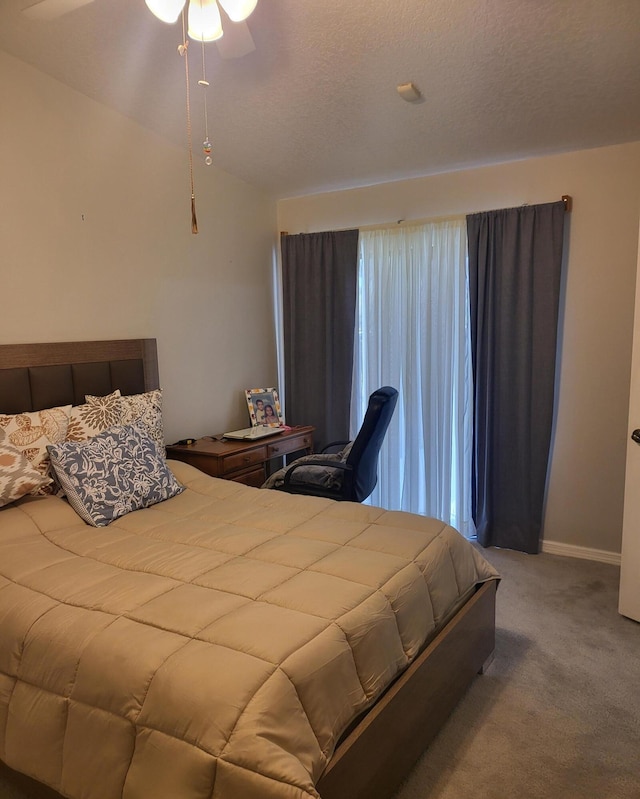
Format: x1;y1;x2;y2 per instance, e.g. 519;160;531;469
0;460;499;799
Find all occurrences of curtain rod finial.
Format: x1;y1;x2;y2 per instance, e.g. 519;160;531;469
562;195;572;212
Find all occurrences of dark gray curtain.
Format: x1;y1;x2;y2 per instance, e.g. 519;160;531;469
281;230;359;451
467;202;566;553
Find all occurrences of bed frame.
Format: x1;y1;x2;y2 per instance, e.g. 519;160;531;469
0;339;496;799
0;339;159;412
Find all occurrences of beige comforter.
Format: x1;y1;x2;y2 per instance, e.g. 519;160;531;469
0;461;498;799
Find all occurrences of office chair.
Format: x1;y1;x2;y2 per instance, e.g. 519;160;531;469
263;386;398;502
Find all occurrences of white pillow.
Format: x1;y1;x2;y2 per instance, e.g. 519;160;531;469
67;390;124;442
119;389;164;448
86;389;164;449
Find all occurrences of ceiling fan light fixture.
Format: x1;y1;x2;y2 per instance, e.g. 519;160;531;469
188;0;223;42
145;0;186;24
217;0;258;23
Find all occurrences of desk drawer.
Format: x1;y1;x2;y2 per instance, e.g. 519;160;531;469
232;467;267;488
222;446;267;475
268;432;313;458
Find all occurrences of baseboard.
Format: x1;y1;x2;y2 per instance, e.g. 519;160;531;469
541;540;621;566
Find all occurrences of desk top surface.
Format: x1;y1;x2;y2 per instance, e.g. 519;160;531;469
166;425;314;456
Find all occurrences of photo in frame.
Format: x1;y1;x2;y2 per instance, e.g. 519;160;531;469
245;388;284;427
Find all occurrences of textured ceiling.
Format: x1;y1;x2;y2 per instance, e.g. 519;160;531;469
2;0;640;198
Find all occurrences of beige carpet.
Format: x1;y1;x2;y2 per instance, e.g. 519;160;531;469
393;546;640;799
1;547;638;799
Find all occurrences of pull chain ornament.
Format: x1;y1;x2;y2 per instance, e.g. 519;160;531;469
199;40;212;165
178;19;198;234
203;139;212;166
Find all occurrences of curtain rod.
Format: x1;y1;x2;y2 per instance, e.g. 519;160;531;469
280;195;572;237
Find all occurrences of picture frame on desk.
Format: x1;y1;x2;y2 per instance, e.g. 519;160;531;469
245;387;284;427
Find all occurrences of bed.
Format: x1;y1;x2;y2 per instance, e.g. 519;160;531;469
0;339;499;799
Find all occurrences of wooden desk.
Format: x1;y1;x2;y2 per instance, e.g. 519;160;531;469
166;426;314;488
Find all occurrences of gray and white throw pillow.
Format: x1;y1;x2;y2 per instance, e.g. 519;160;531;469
47;423;183;527
262;442;353;491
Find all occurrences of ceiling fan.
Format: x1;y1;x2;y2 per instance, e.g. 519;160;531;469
21;0;257;59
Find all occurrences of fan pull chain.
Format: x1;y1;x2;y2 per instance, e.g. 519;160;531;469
199;39;212;165
179;10;198;234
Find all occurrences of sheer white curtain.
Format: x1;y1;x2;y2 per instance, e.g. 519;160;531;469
351;219;475;537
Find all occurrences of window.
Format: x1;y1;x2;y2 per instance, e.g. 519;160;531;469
350;219;475;537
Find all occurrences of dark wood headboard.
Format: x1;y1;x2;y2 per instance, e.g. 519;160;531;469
0;339;159;413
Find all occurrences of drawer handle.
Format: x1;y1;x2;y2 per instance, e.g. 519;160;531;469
243;456;251;462
271;446;280;453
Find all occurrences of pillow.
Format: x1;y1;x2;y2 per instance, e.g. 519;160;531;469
88;389;164;449
262;451;346;491
0;428;52;507
66;390;124;442
261;441;354;491
340;441;354;460
47;424;183;527
0;405;72;494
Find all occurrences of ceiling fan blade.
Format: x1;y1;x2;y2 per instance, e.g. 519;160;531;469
215;19;255;59
22;0;94;21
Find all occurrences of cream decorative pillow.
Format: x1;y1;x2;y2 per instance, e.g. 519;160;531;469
0;405;71;494
0;428;52;507
67;390;124;442
119;389;164;449
86;389;164;449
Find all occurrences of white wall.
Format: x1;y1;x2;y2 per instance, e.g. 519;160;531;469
0;51;278;443
3;45;638;556
278;144;640;555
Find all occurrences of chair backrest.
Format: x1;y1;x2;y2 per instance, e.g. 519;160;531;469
345;386;398;501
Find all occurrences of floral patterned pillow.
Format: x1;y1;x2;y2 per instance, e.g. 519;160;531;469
118;389;164;449
86;389;164;448
0;405;71;494
47;424;183;527
66;390;124;442
0;428;52;507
